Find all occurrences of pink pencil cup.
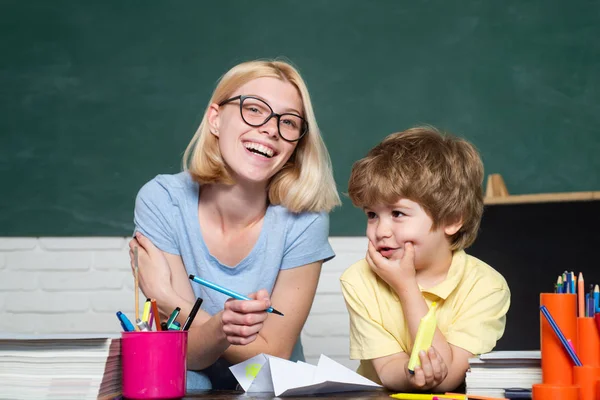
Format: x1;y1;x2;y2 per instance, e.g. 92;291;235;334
122;331;188;399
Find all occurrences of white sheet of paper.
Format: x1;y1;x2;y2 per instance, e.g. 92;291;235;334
247;356;275;393
228;353;268;392
229;353;381;397
270;356;316;396
314;354;379;386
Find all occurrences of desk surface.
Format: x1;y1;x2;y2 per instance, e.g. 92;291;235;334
184;389;394;399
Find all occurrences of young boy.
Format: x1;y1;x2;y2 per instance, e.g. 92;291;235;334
340;126;510;392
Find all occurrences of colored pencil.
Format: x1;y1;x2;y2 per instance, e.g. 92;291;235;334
189;274;283;316
134;246;139;323
578;272;584;317
540;305;582;366
151;299;162;331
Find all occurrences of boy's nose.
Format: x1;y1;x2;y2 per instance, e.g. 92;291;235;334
375;220;392;239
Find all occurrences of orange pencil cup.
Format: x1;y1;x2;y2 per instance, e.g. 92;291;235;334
577;317;600;367
532;383;579;400
540;293;578;385
574;365;600;400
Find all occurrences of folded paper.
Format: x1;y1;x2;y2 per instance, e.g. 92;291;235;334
229;353;381;396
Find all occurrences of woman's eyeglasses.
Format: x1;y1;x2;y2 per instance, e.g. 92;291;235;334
218;95;308;142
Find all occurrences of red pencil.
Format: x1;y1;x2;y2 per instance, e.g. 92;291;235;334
151;299;162;331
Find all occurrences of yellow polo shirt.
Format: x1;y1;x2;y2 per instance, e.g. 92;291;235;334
340;250;510;383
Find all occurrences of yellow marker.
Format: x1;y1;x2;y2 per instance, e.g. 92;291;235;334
390;393;463;399
141;298;151;323
407;302;437;373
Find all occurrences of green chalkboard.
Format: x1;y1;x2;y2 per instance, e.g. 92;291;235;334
1;0;599;236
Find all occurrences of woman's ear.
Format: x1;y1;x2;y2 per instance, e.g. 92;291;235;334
444;217;463;236
207;103;220;137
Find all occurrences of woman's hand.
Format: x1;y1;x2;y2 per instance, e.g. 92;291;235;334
405;347;448;391
220;289;271;345
128;232;175;301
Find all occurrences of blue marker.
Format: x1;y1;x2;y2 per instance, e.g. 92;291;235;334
116;311;135;332
189;274;284;316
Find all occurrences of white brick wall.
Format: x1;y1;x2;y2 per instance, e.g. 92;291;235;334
0;237;366;369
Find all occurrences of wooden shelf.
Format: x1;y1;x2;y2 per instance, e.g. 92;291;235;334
483;173;600;205
484;191;600;205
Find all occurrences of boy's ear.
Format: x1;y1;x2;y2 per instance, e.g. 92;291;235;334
444;217;463;236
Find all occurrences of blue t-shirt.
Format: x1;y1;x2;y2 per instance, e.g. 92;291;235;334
134;172;335;390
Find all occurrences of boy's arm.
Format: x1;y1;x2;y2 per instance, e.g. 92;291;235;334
394;281;472;391
371;343;472;392
369;277;471;391
366;242;471;391
368;244;509;391
340;266;407;376
371;352;410;391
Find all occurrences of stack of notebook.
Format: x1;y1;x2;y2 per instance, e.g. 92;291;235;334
466;350;541;398
0;334;121;400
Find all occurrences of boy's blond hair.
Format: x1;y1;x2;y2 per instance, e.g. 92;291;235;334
183;60;340;213
348;126;484;250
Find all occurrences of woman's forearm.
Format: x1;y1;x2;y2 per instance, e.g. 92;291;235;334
186;311;231;370
221;332;292;365
149;289;196;326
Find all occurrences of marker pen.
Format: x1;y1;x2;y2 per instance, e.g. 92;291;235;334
141;298;151;323
168;321;181;331
116;311;135;332
165;307;181;328
408;302;438;373
182;297;203;331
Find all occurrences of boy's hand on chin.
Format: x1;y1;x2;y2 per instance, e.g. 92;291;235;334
366;241;416;288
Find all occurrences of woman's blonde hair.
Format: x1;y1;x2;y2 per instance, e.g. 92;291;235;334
183;59;340;213
348;126;484;250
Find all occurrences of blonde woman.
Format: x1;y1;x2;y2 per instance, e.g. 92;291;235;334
129;60;340;390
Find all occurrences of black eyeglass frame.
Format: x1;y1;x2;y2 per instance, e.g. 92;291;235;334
218;95;308;142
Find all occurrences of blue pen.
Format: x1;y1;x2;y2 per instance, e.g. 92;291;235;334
189;274;284;316
116;311;135;332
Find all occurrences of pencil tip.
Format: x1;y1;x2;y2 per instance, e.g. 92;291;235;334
271;308;284;316
189;274;195;280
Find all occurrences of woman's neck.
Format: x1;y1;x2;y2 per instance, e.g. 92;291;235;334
199;182;268;233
